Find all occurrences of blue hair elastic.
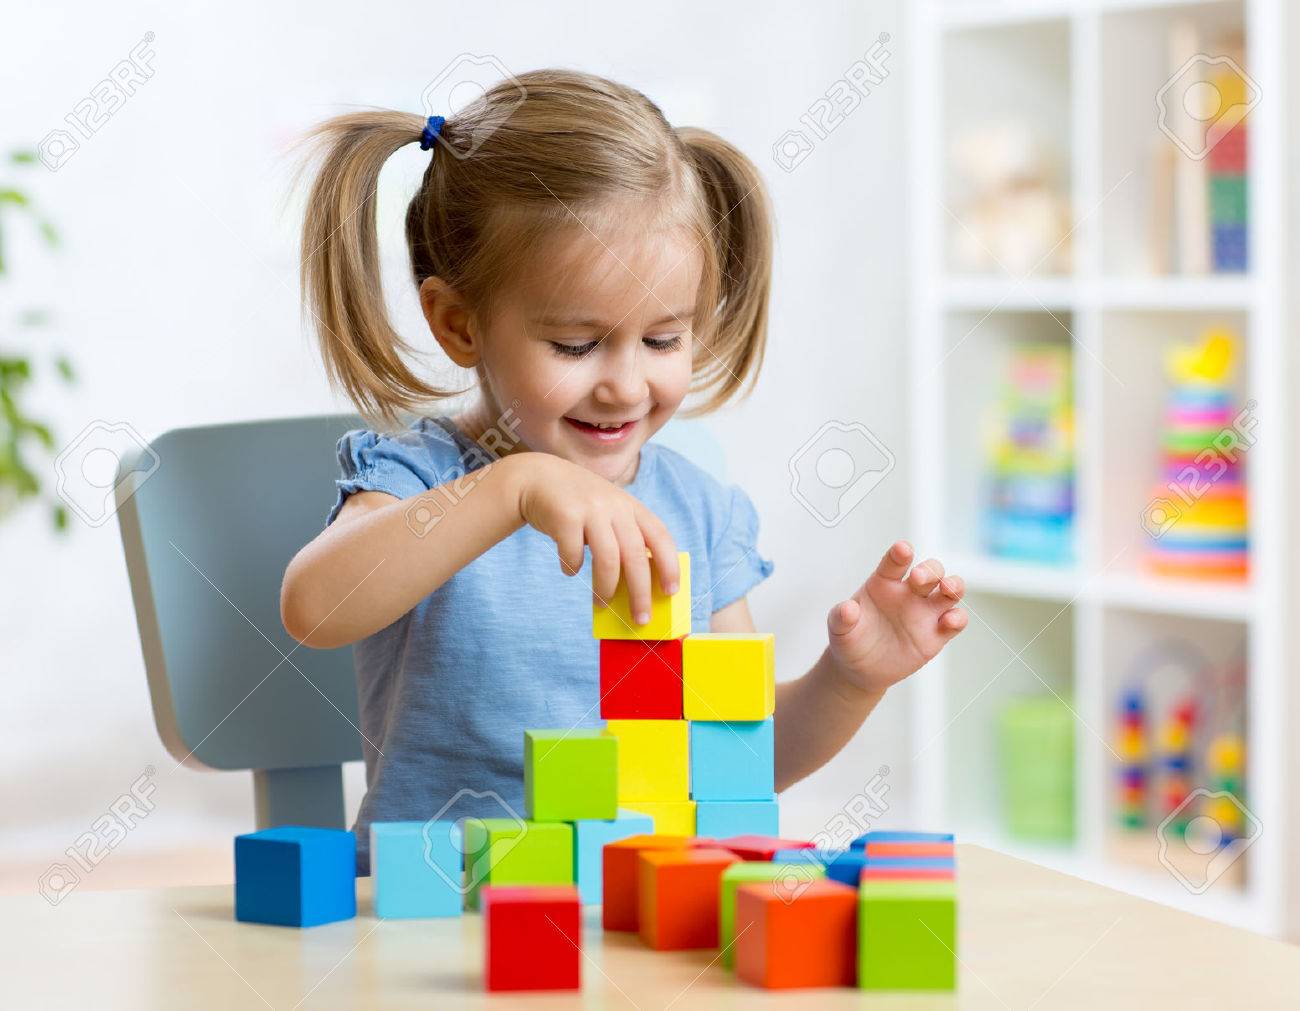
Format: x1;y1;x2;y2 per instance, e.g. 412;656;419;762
420;115;446;151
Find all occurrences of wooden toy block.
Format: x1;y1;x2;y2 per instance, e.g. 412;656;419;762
696;799;779;838
570;809;653;904
481;885;581;992
369;821;461;918
462;818;573;911
689;719;775;800
593;550;691;640
715;835;814;862
851;830;954;850
524;729;618;821
602;834;692;931
234;826;356;927
637;847;741;950
682;633;775;720
599;638;683;719
772;847;840;867
858;879;957;991
602;719;688;799
825;851;868;887
718;861;826;968
735;879;858;988
622;799;695;836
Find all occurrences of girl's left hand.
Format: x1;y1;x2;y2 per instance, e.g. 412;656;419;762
825;540;967;696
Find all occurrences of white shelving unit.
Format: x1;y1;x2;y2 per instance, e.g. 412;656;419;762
907;0;1288;935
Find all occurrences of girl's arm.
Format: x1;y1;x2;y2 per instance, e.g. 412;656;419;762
710;540;966;792
281;451;679;650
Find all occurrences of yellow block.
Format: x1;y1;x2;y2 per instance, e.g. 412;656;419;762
682;633;775;720
621;799;696;836
593;551;692;640
603;719;689;800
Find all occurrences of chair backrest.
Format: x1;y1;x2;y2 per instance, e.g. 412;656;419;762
116;414;366;830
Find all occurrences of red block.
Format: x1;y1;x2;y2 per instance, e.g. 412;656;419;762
714;835;814;862
602;834;691;931
638;847;741;950
735;879;858;988
599;638;684;718
481;886;581;992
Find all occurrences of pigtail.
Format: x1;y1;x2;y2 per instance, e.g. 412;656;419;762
296;109;463;431
676;127;773;413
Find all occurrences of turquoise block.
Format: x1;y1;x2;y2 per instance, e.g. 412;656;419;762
570;809;654;904
695;798;779;837
235;826;355;927
772;847;841;868
369;821;461;919
690;719;775;801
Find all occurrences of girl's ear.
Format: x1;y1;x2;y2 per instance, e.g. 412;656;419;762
419;276;480;367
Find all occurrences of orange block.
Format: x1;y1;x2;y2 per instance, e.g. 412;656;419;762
602;834;691;932
637;847;741;950
735;879;858;988
865;841;954;858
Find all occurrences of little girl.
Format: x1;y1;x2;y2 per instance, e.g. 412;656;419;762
281;69;967;873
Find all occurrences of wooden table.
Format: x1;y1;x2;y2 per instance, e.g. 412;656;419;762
9;845;1299;1008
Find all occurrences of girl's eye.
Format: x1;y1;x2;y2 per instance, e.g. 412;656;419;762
644;333;685;352
548;340;599;358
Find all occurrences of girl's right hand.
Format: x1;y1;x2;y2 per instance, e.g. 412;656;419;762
506;452;680;626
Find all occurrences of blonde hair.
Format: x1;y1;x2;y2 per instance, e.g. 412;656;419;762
296;68;772;431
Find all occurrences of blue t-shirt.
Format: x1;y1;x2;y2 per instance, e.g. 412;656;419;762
325;416;773;873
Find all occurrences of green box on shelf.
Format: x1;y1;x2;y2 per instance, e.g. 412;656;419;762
858;879;956;991
462;817;573;910
524;729;618;821
998;695;1075;843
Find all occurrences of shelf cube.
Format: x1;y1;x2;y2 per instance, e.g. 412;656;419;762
369;821;460;919
621;799;695;836
482;885;581;992
599;638;684;718
682;633;775;720
570;810;654;904
637;847;740;950
593;551;691;640
718;861;826;968
696;799;779;838
714;835;813;862
234;826;356;927
735;879;858;988
462;818;572;911
690;719;775;800
524;729;618;822
602;719;688;800
858;879;957;991
601;834;692;931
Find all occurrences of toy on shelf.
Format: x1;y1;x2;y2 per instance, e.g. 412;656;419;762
983;342;1075;564
1145;329;1250;582
997;695;1075;842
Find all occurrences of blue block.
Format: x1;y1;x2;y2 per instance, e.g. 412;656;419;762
235;826;356;927
369;821;462;919
690;719;775;801
772;847;841;868
695;799;779;837
850;830;955;850
863;856;956;870
570;809;654;904
825;851;868;886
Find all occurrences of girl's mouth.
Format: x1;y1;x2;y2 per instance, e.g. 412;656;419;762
564;417;638;443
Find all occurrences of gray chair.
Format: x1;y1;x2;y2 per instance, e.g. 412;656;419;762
116;414;366;830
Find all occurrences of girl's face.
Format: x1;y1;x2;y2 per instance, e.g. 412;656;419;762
474;220;702;485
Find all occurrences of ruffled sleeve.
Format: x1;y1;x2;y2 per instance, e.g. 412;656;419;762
708;484;775;611
324;428;441;527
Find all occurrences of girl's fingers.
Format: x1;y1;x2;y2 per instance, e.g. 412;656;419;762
587;522;622;605
875;540;913;581
614;517;653;625
555;523;586;578
636;506;680;595
908;557;945;596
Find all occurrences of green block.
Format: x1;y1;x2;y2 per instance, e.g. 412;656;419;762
999;696;1075;842
858;880;956;991
524;729;618;821
1209;174;1248;225
718;861;826;969
462;818;573;910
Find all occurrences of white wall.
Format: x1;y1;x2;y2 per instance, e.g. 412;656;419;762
2;0;911;885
